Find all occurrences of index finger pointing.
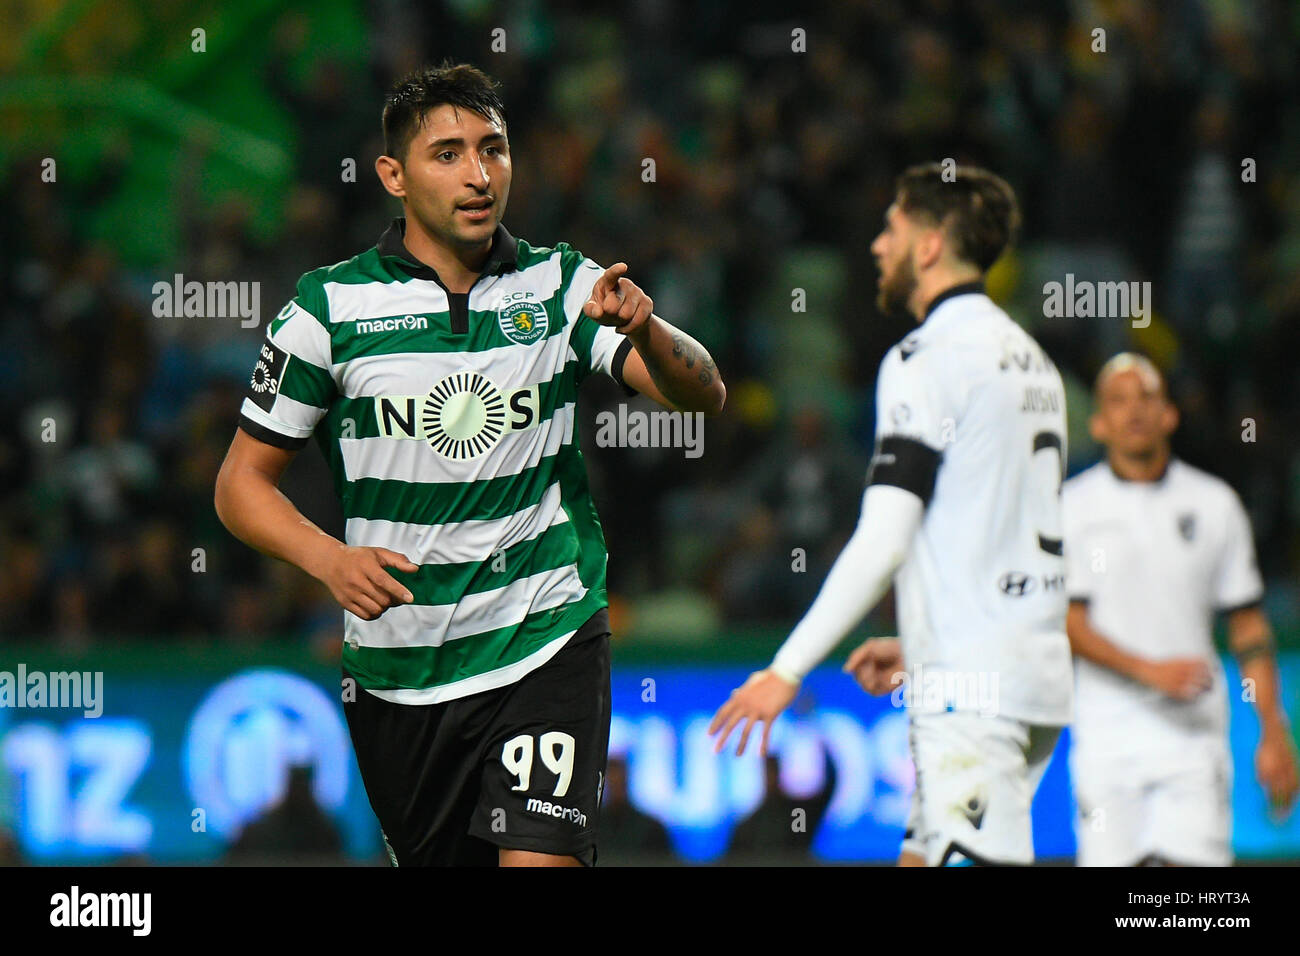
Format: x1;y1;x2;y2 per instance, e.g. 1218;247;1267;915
590;262;626;299
600;262;629;287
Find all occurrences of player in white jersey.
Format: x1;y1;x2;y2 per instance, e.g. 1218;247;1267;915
1063;353;1298;866
710;163;1073;865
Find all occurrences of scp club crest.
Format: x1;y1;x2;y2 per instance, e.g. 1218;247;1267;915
497;294;547;345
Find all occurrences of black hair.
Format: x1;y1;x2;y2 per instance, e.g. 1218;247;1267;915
894;163;1021;271
382;60;508;161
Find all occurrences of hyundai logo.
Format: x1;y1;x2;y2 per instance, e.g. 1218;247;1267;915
998;572;1035;597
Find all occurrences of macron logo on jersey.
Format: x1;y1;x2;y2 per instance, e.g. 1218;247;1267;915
524;798;588;828
356;314;429;335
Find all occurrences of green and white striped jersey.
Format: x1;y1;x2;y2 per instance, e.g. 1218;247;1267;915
238;218;634;703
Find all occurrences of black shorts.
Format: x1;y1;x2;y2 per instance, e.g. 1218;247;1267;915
342;611;612;867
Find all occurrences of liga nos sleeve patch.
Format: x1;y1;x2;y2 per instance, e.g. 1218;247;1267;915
247;339;291;412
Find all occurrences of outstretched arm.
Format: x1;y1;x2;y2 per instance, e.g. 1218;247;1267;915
770;485;923;682
709;484;924;757
583;262;725;414
620;319;725;414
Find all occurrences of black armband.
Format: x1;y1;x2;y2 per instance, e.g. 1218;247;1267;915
611;338;638;396
867;435;942;505
1233;636;1276;665
237;415;309;451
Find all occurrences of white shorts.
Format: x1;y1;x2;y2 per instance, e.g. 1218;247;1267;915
908;711;1061;866
1071;745;1232;867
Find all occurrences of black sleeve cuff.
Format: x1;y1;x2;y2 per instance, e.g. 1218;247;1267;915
611;338;638;396
867;435;942;505
238;415;309;450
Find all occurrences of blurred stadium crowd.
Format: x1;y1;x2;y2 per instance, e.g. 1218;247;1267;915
2;0;1299;652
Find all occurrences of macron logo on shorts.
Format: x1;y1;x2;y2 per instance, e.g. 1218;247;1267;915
525;798;588;828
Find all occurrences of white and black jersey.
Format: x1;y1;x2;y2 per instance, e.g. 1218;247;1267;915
1063;458;1263;762
868;283;1074;726
1062;458;1260;865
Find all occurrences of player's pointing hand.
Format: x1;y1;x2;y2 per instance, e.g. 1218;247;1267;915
709;669;800;757
584;262;653;335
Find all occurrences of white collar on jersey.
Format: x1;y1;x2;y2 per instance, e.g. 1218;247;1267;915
1106;455;1176;486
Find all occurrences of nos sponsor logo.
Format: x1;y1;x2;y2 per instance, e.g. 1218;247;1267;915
374;372;541;460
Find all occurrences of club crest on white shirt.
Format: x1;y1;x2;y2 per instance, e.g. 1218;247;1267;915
497;290;547;345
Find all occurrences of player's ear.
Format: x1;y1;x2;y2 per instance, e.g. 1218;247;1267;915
1088;410;1106;445
375;155;406;199
1161;399;1179;436
915;229;943;271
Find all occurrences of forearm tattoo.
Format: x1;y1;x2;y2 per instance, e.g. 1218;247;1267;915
670;332;716;385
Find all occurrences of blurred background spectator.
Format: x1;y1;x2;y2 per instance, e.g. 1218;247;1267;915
726;751;837;864
225;764;346;866
598;756;677;865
